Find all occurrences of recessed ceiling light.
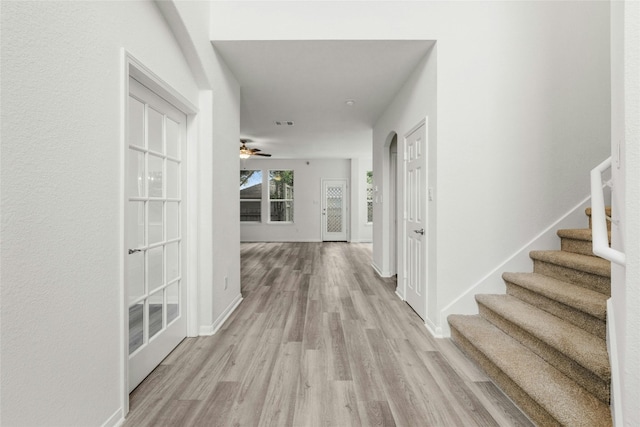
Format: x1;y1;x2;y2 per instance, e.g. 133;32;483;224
345;99;356;106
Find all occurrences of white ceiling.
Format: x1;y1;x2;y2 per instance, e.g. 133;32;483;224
212;40;434;159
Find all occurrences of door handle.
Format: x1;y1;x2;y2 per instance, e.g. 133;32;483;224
128;249;142;255
414;228;425;235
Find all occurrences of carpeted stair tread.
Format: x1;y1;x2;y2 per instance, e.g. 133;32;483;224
449;314;612;427
476;294;610;381
557;228;611;242
502;272;607;320
557;228;611;256
530;250;610;278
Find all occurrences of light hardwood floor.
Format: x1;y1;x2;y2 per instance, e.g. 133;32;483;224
124;242;534;427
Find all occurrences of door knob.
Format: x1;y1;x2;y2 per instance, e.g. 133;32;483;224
414;228;425;235
128;249;142;254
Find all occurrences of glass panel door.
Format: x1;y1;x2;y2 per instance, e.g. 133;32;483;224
126;77;187;392
322;179;348;241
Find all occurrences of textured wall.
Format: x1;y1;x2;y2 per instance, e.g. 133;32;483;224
0;1;199;425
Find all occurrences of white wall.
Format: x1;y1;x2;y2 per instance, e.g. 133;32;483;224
610;1;640;425
158;0;243;342
0;1;200;425
240;158;350;242
212;1;611;336
374;44;439;327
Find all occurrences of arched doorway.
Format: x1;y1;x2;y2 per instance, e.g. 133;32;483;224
388;134;398;277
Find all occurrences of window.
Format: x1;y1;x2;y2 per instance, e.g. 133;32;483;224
269;170;294;222
240;170;262;222
366;171;373;223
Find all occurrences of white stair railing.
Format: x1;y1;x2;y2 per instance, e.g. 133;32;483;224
590;157;626;266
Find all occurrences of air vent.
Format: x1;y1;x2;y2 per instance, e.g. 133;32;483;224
274;120;295;126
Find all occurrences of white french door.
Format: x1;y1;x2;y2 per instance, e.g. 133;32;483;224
404;122;427;320
126;77;187;392
322;179;348;241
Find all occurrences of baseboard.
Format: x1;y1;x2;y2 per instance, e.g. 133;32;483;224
372;262;393;278
424;317;443;338
438;195;594;337
240;238;323;243
607;298;623;426
395;289;404;301
101;408;124;427
199;293;243;336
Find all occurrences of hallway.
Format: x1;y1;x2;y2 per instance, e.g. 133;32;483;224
124;242;533;426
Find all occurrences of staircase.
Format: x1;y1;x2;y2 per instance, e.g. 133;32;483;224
448;207;613;427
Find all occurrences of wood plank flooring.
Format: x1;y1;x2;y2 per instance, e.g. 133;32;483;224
124;242;534;427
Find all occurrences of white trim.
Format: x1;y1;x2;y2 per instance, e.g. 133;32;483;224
241;238;323;243
199;293;243;336
371;261;393;278
119;48;130;417
607;298;623;426
186;114;199;337
424;317;443;338
395;289;405;301
101;408;124;427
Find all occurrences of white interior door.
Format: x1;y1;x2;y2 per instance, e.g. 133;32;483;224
404;122;427;320
126;77;187;392
322;179;348;241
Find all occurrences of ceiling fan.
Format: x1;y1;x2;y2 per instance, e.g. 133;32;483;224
239;139;272;159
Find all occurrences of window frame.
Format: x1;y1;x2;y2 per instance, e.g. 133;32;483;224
268;169;294;223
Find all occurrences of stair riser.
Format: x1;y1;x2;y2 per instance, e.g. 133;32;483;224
505;282;606;340
478;303;610;403
533;260;610;296
560;238;596;256
449;326;560;427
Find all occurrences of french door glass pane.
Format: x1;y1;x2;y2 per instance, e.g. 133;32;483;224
127;251;145;303
166;242;179;282
128;150;145;198
129;302;144;354
166;160;179;199
166;202;179;240
148;201;163;245
148;246;163;293
167;282;179;324
148;107;163;154
166;118;179;159
148;155;163;197
128;97;145;148
148;290;163;339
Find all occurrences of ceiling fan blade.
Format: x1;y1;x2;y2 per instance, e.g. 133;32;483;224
254;153;272;157
250;148;262;152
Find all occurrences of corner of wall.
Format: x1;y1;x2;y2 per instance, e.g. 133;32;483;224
200;293;243;336
101;408;124;427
